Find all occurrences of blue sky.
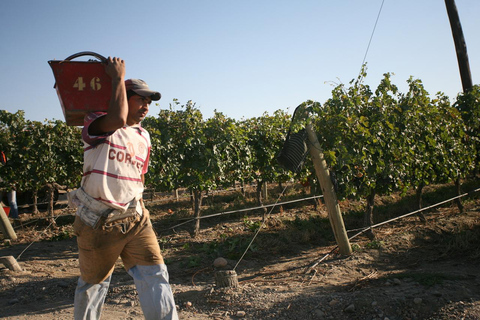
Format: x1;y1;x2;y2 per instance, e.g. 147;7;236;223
1;0;479;123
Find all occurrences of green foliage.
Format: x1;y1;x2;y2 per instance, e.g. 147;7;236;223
143;100;208;192
399;78;473;190
180;235;257;267
243;216;262;232
284;214;333;244
186;256;202;268
310;66;476;227
0;111;82;195
0;110;27;191
144;100;254;194
454;85;480;171
244;111;288;183
365;240;384;249
243;109;292;204
351;243;361;252
200;241;220;255
455;85;480;138
221;237;258;259
316;70;406;200
49;228;73;241
49;120;83;188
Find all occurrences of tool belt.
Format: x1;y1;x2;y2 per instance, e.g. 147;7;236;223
69;188;139;229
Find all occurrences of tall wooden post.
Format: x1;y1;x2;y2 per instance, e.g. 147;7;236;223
306;122;352;255
0;205;17;240
445;0;471;213
445;0;473;92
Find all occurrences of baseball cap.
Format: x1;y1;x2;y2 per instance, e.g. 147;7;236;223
125;79;161;101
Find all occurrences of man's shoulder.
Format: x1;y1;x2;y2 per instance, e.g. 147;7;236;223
84;112;107;126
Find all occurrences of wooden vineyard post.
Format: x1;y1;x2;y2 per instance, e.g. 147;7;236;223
445;0;473;92
305;122;352;255
0;205;17;241
262;182;268;201
0;255;22;272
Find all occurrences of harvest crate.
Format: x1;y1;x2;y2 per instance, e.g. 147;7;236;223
48;52;111;126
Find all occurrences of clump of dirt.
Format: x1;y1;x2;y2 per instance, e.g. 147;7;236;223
1;182;479;319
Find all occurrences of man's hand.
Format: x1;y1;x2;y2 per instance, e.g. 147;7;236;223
105;57;126;81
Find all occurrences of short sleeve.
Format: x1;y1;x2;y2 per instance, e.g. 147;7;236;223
82;112;114;146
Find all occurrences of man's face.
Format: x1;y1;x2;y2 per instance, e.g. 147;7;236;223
127;95;151;125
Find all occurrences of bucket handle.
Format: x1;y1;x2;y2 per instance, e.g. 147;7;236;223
64;51;107;63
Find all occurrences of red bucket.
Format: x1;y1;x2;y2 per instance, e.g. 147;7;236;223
48;52;112;126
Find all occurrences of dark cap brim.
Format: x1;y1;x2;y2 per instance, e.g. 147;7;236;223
132;89;161;101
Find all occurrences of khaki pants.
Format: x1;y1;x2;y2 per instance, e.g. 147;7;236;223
74;210;164;284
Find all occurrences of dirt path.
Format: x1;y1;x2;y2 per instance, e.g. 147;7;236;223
1;190;480;319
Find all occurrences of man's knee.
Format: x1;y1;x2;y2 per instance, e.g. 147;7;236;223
81;271;113;285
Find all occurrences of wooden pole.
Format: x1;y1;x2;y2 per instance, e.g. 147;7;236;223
262;182;268;201
0;255;22;272
445;0;473;92
305;122;352;255
0;205;17;240
445;0;471;213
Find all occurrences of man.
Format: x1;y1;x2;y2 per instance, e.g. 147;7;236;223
71;57;178;320
0;152;19;219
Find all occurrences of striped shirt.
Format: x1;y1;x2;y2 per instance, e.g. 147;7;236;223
80;112;151;213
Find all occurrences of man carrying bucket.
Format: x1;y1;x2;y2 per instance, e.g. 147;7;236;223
70;56;178;320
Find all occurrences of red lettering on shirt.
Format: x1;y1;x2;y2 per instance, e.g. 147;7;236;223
117;151;124;162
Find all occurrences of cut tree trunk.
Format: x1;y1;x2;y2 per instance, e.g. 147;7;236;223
215;270;238;288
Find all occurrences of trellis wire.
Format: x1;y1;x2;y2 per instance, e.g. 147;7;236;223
162;194;323;232
11;184;479;271
15;208;69;261
233;150;310;271
358;0;385;82
306;186;480;273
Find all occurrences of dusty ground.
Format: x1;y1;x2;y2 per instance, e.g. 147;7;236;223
1;182;480;320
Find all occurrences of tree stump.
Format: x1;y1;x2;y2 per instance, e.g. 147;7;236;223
0;255;22;272
215;270;238;288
